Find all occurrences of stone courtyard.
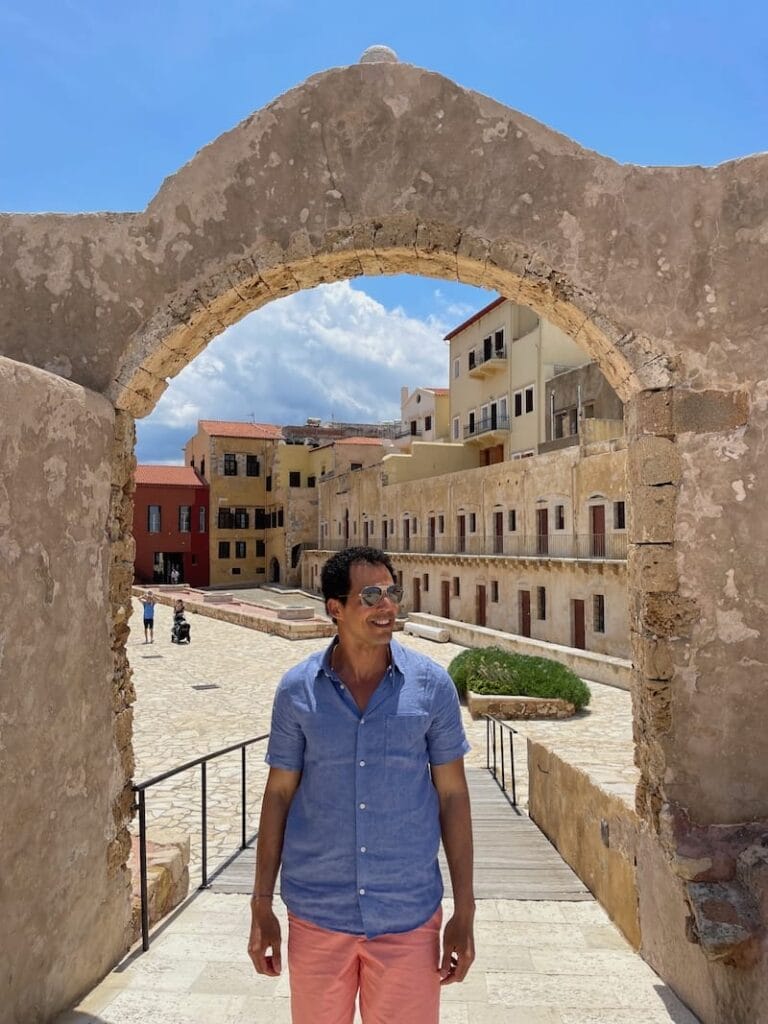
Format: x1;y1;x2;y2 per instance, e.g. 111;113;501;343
55;600;698;1023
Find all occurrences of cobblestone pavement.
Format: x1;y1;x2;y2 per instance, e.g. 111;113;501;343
56;600;698;1023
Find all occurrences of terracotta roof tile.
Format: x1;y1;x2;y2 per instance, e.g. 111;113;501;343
135;465;206;487
199;420;283;440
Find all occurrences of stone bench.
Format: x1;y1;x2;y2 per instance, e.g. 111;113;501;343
276;606;315;620
403;620;450;642
467;690;575;720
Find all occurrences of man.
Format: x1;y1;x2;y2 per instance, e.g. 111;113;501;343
248;546;475;1023
139;590;155;644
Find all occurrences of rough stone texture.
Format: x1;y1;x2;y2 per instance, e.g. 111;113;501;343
467;691;576;719
0;356;132;1023
129;830;190;942
1;60;768;1023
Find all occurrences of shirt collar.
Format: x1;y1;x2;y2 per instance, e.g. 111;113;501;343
320;636;405;680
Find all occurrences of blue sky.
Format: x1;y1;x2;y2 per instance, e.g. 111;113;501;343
2;1;766;461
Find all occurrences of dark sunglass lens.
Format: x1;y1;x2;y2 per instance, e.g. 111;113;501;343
389;587;404;603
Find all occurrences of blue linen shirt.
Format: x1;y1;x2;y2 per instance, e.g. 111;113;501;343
265;638;470;938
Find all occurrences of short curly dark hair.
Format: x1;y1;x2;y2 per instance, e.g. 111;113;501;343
321;546;396;619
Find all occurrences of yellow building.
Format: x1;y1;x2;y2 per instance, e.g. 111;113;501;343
446;297;589;464
184;420;282;586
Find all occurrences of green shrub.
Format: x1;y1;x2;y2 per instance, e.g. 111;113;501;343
447;646;591;711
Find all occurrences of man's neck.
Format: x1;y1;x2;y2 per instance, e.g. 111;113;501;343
332;640;391;692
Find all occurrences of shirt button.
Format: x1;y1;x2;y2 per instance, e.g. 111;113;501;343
339;684;345;690
360;846;367;853
359;888;366;895
359;760;366;767
359;802;366;810
360;718;365;724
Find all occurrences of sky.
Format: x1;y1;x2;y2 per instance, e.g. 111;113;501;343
2;1;766;462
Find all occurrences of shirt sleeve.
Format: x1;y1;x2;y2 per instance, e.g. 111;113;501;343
265;681;306;771
426;666;470;766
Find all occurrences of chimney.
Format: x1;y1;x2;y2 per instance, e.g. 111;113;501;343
400;386;409;409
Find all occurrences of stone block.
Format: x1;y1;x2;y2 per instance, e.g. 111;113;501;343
627;544;678;592
627;435;681;486
685;879;762;967
625;389;673;438
640;593;698;639
630;631;674;680
628;484;677;543
672;388;750;435
467;691;575;720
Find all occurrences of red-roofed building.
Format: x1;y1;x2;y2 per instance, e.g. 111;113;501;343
133;465;210;586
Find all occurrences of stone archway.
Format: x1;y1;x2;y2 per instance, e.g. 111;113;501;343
2;58;767;1023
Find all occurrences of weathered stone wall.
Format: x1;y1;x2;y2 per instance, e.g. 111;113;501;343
0;357;133;1023
1;59;767;1022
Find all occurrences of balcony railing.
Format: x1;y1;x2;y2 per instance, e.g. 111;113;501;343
309;532;627;560
463;414;511;440
468;345;507;377
393;422;422;439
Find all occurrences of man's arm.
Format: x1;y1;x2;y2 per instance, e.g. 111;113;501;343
431;757;475;984
247;766;301;977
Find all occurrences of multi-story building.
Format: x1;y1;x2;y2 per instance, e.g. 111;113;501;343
133;466;209;586
446;297;590;465
184;420;283;586
392;387;450;450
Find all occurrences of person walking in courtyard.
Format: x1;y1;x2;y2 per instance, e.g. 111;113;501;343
139;590;156;644
248;546;475;1023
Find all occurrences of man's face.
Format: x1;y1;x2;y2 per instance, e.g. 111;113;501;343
331;561;399;650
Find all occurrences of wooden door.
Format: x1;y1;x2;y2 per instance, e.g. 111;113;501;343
519;590;531;637
590;505;606;557
572;599;586;649
536;508;549;555
475;585;487;627
412;577;421;614
494;511;504;554
441;580;450;618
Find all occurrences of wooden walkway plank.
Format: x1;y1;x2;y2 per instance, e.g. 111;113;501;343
209;767;592;902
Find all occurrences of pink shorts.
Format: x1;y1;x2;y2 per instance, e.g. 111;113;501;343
287;907;442;1024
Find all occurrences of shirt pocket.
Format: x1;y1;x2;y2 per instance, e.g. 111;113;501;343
385;714;430;810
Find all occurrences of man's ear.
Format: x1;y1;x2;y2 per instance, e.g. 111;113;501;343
326;598;343;622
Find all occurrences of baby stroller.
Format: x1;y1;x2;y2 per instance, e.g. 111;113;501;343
171;615;191;644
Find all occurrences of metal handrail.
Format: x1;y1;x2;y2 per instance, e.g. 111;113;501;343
483;715;519;810
132;732;269;951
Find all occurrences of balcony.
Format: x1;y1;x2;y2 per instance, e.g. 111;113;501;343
464;414;510;445
468;344;507;378
307;532;627;561
393;422;422;439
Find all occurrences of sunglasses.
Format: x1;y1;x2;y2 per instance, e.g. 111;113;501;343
350;584;404;607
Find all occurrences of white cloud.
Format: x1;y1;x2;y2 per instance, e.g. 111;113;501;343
137;281;455;460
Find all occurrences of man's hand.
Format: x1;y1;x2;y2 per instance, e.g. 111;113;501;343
439;911;475;984
248;904;283;976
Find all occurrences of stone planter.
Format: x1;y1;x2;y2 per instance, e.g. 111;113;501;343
467;689;576;720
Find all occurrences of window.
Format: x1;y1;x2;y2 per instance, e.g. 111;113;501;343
266;475;272;492
555;505;565;530
554;411;568;439
468;410;475;434
147;505;161;533
246;455;260;477
198;506;206;533
190;456;195;468
594;594;606;633
410;420;418;436
256;540;265;556
218;541;230;559
452;417;460;441
423;574;429;592
178;505;191;532
235;541;247;558
494;328;505;353
583;402;595;419
224;454;237;476
508;509;517;532
438;514;445;533
614;501;626;530
468;512;477;533
234;507;249;529
289;471;301;487
307;476;316;488
351;462;362;471
525;385;535;413
200;457;206;478
390;519;395;533
468;350;476;371
490;580;499;603
537;586;547;620
277;509;284;527
453;358;460;379
452;576;461;597
254;507;267;529
218;508;234;529
424;415;432;431
412;517;418;534
353;522;357;535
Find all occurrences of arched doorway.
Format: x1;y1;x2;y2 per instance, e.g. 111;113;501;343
2;57;767;1023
